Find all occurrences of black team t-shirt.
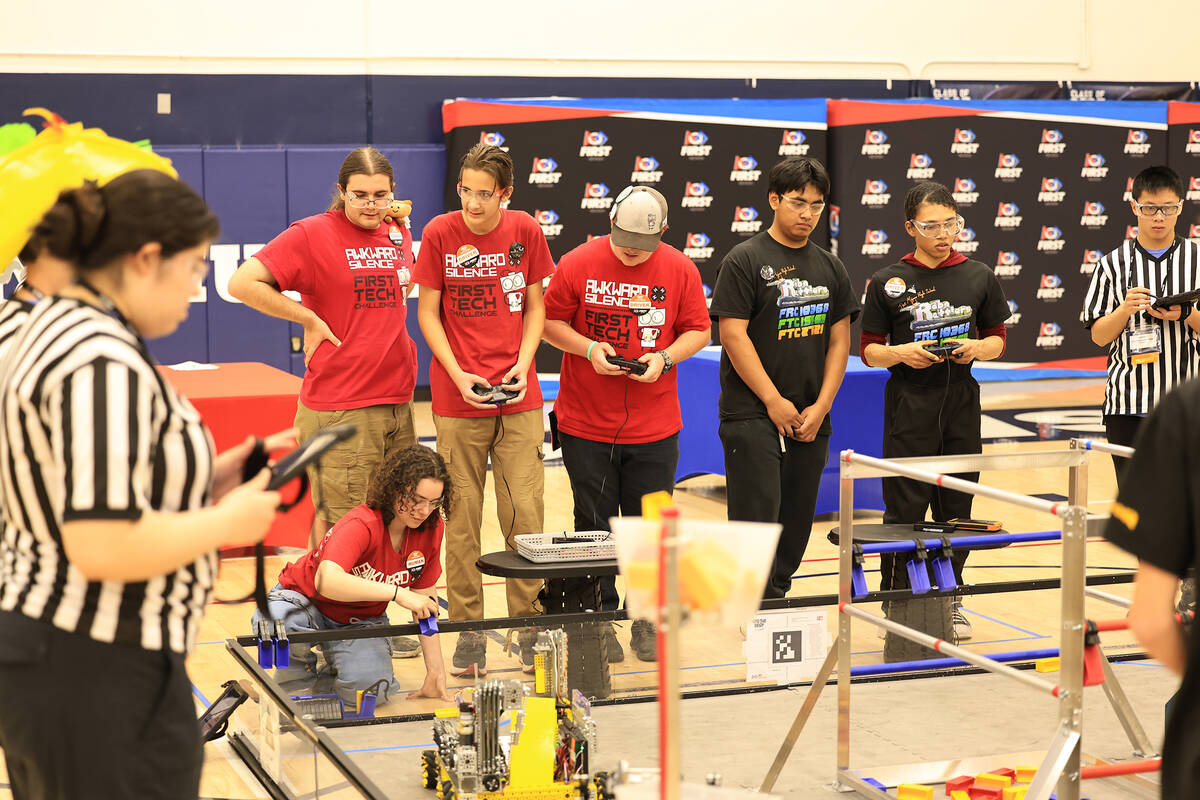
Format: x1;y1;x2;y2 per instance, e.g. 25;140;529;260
860;257;1010;387
709;232;860;433
1103;378;1200;797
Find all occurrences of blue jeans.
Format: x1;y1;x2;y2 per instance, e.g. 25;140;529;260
251;585;401;706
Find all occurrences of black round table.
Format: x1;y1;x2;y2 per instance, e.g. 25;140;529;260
476;551;619;699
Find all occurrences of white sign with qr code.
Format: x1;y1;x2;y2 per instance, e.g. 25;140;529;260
745;610;829;684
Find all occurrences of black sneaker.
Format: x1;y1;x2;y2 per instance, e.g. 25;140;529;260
516;628;540;675
450;631;487;677
605;625;624;663
630;620;657;662
390;636;422;659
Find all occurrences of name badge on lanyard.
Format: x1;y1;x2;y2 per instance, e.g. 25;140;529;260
1125;319;1161;365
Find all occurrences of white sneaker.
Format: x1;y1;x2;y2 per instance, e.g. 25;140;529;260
952;602;972;641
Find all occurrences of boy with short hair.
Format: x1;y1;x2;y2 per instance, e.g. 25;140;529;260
413;144;553;677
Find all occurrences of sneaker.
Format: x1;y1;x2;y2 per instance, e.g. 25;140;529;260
450;631;487;677
516;628;540;675
390;636;422;659
605;624;624;663
952;601;973;641
630;619;657;662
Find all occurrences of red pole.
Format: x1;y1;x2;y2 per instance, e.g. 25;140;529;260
1079;758;1162;779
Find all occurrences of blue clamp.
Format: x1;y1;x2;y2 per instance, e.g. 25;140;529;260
930;536;958;591
257;619;275;668
273;620;291;669
419;615;440;637
905;538;931;595
850;543;869;600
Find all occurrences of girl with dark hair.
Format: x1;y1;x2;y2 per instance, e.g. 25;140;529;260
859;181;1010;650
255;444;452;705
0;170;285;799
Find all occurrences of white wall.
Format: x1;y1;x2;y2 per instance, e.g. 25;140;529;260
0;0;1196;82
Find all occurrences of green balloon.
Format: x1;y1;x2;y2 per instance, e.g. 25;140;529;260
0;123;36;157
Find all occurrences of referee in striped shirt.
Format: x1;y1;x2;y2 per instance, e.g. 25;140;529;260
1081;165;1200;488
0;172;282;799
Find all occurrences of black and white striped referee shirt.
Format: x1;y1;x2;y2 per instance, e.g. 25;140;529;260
0;296;34;596
0;297;217;654
1081;237;1200;416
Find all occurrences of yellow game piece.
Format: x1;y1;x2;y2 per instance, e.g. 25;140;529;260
1035;657;1061;672
950;792;971;800
1002;787;1027;800
641;491;674;519
1015;765;1038;782
976;772;1013;788
896;784;933;800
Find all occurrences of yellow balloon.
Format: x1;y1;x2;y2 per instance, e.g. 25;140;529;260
0;108;177;266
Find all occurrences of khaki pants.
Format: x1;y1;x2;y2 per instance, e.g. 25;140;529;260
294;401;417;532
433;409;545;621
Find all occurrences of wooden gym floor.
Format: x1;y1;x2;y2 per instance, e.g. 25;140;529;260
0;373;1165;799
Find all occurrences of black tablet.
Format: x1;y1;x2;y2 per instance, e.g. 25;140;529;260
199;680;250;742
266;423;358;490
1152;288;1200;310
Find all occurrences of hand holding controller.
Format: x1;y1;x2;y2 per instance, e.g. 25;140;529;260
471;379;521;404
605;355;649;375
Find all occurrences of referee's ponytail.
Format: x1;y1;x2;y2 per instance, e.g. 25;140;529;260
35;170;219;271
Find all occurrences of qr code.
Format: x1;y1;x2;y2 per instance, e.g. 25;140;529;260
772;630;804;664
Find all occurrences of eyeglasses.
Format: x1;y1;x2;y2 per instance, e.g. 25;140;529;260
909;216;965;237
403;493;443;512
778;195;826;215
1132;200;1183;218
344;191;394;209
457;183;506;202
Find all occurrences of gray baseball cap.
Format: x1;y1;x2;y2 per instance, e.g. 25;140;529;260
609;186;668;251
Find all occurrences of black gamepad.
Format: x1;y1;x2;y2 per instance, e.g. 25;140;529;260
472;382;521;404
922;342;961;357
606;355;649;375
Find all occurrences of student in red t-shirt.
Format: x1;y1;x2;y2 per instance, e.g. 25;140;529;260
229;147;419;548
542;186;711;662
412;144;554;677
255;445;451;705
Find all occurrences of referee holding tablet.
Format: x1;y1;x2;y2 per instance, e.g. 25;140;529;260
1082;165;1200;488
0;171;283;799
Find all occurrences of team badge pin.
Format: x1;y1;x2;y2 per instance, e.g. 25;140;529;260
508;242;526;265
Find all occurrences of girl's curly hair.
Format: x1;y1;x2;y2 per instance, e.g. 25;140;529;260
365;445;453;530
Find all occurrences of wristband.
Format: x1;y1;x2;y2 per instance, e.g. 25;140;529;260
586;340;597;360
393;585;400;604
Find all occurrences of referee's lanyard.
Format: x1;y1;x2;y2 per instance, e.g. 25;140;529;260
1123;273;1162;366
74;277;147;350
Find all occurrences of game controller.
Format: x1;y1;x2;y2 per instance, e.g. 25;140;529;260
922;341;961;357
605;355;649;375
472;382;521;404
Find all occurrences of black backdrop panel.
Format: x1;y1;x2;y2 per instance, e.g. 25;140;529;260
828;99;1169;363
1169;102;1200;242
442;99;828;292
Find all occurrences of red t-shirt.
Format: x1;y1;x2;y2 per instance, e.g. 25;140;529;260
412;210;555;417
255;210;417;411
278;505;443;624
543;236;711;444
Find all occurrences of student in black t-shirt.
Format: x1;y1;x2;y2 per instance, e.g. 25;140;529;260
860;182;1010;641
709;157;860;599
1104;378;1200;798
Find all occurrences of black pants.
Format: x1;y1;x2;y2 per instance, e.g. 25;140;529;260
559;431;679;611
0;611;201;799
1104;414;1143;492
879;378;981;590
720;416;829;599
